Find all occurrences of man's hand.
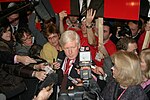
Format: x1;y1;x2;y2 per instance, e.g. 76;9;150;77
16;55;37;65
34;71;47;81
52;61;61;70
34;63;51;70
59;10;67;21
33;86;53;100
86;9;96;26
92;66;105;75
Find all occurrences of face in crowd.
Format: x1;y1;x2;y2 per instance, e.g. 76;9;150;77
1;26;12;41
7;13;19;26
47;33;60;47
63;40;80;60
103;25;112;42
21;33;33;47
59;30;80;60
128;21;140;37
69;16;78;24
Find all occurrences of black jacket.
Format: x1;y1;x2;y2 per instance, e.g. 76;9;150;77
101;78;148;100
56;51;80;89
0;40;35;98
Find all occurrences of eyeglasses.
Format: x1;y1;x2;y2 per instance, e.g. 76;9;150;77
22;35;33;42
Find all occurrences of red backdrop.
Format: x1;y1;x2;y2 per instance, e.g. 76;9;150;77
50;0;140;20
1;0;140;20
104;0;140;20
50;0;70;14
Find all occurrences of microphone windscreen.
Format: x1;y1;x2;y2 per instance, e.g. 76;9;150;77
35;73;58;95
39;73;58;90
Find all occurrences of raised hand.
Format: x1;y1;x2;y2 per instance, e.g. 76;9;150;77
59;10;67;21
86;9;96;26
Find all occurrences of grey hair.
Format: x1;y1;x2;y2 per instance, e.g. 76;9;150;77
59;30;80;47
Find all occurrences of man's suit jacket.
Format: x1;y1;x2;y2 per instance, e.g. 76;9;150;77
56;51;80;89
70;0;104;17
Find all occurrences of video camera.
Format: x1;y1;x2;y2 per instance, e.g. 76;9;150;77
58;46;102;100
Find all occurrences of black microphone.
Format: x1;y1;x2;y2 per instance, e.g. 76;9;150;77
35;73;58;95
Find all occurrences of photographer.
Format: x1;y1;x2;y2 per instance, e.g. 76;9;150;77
53;30;104;99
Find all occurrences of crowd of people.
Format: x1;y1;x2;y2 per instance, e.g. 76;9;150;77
0;1;150;100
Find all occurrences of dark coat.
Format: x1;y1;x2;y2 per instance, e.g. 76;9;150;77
101;78;149;100
0;40;34;98
56;51;80;89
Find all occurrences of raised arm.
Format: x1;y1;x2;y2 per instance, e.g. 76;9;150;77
59;10;67;34
86;9;97;46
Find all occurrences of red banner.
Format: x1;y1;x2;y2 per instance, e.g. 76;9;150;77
50;0;70;14
3;0;140;20
50;0;140;20
104;0;140;20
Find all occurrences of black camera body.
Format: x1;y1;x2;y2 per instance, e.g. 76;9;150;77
59;47;101;100
58;79;101;100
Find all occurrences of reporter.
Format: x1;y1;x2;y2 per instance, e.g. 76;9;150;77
101;51;148;100
0;24;47;99
0;24;36;65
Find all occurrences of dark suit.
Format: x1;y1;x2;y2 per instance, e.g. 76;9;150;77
56;51;80;89
70;0;104;17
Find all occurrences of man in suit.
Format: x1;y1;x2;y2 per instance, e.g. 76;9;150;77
70;0;104;18
7;3;28;35
53;30;104;91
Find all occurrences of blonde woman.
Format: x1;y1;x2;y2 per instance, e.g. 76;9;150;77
101;51;148;100
140;48;150;99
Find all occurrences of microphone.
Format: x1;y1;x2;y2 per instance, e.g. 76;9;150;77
35;72;58;95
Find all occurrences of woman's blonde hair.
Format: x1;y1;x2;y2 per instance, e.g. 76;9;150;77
111;51;142;87
140;48;150;79
59;30;80;47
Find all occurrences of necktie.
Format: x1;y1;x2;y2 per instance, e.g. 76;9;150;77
81;0;87;16
61;59;71;91
13;26;17;34
64;59;71;74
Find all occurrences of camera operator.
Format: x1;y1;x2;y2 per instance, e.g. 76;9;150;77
53;30;104;99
